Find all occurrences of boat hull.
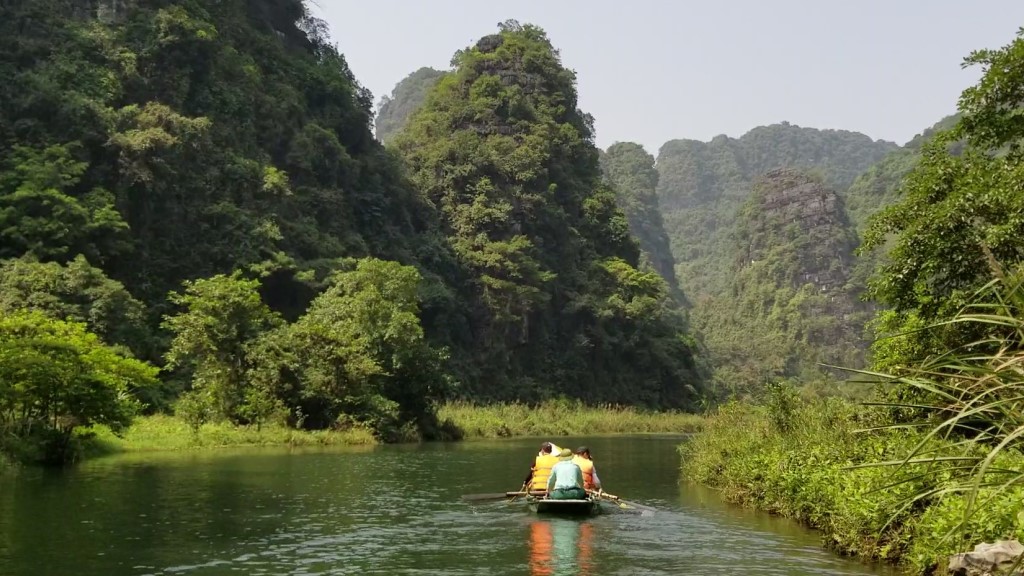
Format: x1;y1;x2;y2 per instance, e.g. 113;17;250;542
526;497;600;516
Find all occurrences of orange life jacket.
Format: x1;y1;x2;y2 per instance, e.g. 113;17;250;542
572;455;596;490
530;454;559;491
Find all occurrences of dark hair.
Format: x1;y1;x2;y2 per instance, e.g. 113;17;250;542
540;442;553;453
574;446;590;455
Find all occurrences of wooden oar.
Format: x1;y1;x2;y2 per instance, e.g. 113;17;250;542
590;490;657;512
461;491;528;501
506;482;530;503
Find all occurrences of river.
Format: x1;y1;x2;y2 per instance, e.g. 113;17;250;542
0;435;898;575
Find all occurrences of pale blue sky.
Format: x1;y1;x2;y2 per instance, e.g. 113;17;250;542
312;1;1024;154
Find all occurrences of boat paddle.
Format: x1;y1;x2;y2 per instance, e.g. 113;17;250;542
589;490;657;513
461;490;528;501
506;481;532;503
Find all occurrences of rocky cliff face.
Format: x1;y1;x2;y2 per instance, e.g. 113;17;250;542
692;168;870;391
741;168;857;294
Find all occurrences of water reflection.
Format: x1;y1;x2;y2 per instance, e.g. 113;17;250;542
527;518;595;576
0;437;900;576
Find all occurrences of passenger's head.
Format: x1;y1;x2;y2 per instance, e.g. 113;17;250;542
574;446;591;459
540;442;553;454
557;448;574;460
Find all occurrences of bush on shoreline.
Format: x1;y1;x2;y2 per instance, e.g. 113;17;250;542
681;387;1024;574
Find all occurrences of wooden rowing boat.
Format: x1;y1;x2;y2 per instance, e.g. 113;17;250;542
525;494;601;516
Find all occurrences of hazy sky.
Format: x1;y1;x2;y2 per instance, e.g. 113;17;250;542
312;1;1024;154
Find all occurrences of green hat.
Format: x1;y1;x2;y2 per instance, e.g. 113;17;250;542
557;448;574;460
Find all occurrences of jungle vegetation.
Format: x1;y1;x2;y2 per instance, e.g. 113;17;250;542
0;5;702;464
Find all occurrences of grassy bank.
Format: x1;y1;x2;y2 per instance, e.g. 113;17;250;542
681;389;1024;573
438;399;703;438
2;401;699;466
24;400;700;463
79;414;378;459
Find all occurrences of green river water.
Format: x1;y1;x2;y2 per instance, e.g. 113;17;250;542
0;435;898;575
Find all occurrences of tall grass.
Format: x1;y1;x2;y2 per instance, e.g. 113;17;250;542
851;260;1024;568
684;262;1024;573
81;414;377;458
438;398;703;438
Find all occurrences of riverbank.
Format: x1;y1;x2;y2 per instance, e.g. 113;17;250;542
680;392;1024;574
81;414;378;458
1;400;702;465
438;399;704;438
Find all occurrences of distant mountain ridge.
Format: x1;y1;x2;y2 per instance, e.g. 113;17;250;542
599;143;688;307
655;121;899;305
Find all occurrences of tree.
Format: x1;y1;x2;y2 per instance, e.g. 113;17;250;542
162;272;282;422
861;28;1024;372
0;144;130;263
0;255;150;357
0;310;158;464
271;258;450;438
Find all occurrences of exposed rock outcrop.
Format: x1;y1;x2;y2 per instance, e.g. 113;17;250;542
713;168;870;374
949;540;1024;576
740;168;857;293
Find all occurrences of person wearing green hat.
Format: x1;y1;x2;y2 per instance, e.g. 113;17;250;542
545;448;587;500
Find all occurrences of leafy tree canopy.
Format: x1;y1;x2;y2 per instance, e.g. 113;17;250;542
861;28;1024;372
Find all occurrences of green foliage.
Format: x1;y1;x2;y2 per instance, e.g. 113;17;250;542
438;399;703;438
393;21;704;408
694;169;871;395
0;255;151;356
0;144;130;263
856;263;1024;569
656;122;898;303
271;258;451;439
163;272;283;422
655;124;899;396
844;115;961;233
0;310;158;464
0;5;715;463
374;67;447;143
84;413;377;454
600;142;687;306
173;390;214;434
0;0;436;309
861;29;1024;372
681;394;1024;573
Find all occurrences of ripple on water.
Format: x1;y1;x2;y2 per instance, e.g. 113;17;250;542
1;439;896;576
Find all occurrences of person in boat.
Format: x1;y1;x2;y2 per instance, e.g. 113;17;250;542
524;442;561;494
572;446;602;492
546;448;587;500
538;441;562;456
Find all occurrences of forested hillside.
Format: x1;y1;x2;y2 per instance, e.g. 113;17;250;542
392;21;703;407
844;115;961;231
655;123;898;302
374;67;445;143
0;6;705;462
696;169;870;394
599;143;687;305
373;78;688;309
